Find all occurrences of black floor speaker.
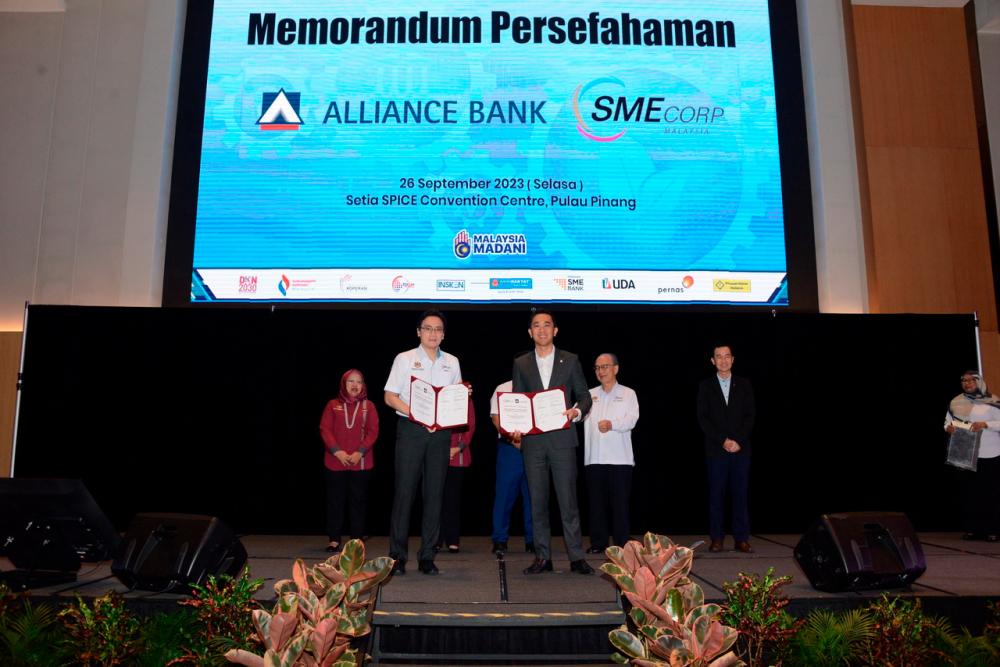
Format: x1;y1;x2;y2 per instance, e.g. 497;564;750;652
793;511;926;592
111;513;247;592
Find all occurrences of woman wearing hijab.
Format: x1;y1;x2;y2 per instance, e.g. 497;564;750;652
320;369;379;553
944;371;1000;541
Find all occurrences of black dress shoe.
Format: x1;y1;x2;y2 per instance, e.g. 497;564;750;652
447;545;460;554
418;559;439;575
586;546;606;555
523;558;552;574
492;541;508;554
570;559;594;574
524;543;535;553
391;560;406;576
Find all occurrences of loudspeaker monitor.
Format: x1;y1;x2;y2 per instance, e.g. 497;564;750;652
794;511;926;592
112;513;247;592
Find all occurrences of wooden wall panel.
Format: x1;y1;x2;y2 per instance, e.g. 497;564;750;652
0;332;22;478
851;5;999;381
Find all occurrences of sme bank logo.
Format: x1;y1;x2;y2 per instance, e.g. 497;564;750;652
391;275;415;293
257;89;303;131
554;277;585;291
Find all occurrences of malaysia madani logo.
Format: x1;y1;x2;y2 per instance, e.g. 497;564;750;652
572;77;627;142
453;229;471;259
257;89;304;131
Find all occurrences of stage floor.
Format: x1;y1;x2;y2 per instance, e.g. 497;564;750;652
5;533;1000;664
8;532;1000;606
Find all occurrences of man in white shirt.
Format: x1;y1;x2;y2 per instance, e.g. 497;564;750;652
511;310;593;575
384;310;462;575
584;353;639;553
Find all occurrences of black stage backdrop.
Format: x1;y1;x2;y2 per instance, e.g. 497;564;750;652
13;306;978;539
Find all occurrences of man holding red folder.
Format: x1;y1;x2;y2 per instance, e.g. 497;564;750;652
511;310;594;575
384;310;462;575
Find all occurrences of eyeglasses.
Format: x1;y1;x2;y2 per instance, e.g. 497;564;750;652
594;364;616;371
419;326;444;334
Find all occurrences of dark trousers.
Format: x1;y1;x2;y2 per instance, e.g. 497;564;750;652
962;455;1000;535
389;418;450;563
707;454;751;542
324;468;371;543
491;439;533;543
586;464;633;548
523;442;585;562
441;466;465;546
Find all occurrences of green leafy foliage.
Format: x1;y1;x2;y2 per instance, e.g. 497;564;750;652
58;591;142;666
600;533;744;666
721;568;802;666
862;595;954;666
786;608;874;666
0;588;65;667
169;567;265;665
225;538;394;667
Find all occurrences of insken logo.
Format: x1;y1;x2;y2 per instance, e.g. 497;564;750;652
257;89;304;131
436;279;466;292
602;278;636;290
392;275;415;293
238;275;258;293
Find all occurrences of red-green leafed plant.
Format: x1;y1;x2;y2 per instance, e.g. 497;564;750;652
225;538;394;667
721;568;802;666
57;591;142;666
169;567;264;665
601;533;744;667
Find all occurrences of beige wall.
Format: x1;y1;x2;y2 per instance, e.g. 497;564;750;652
850;3;1000;380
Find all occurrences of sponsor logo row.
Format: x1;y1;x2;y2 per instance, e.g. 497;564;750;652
235;273;753;296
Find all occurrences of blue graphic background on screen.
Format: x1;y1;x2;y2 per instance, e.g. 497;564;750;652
193;1;785;273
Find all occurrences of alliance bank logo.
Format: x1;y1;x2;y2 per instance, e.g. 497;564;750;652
257;89;304;131
602;277;636;290
391;275;415;293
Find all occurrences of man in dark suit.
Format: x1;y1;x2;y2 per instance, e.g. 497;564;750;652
512;310;594;574
696;344;755;553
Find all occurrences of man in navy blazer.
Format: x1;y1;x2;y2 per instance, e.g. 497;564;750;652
512;310;594;574
696;344;756;553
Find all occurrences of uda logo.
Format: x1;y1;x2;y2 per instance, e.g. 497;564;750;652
257;89;304;131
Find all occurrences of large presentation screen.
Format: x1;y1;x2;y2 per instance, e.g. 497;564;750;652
185;0;795;305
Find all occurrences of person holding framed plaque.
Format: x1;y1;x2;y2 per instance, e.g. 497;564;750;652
944;371;1000;542
384;310;463;575
512;310;593;575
